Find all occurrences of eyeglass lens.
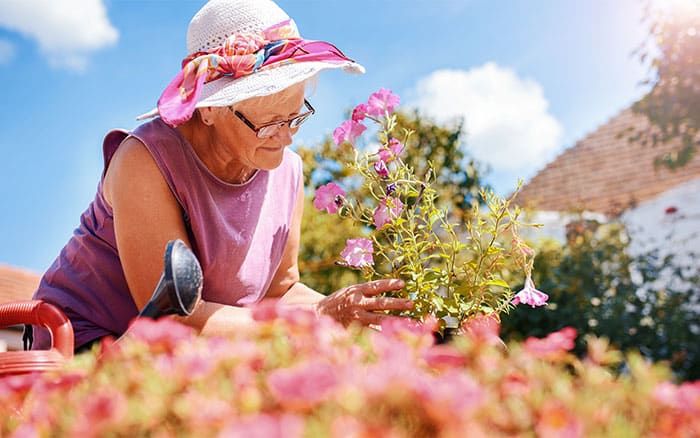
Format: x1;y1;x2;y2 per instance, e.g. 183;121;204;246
256;107;313;138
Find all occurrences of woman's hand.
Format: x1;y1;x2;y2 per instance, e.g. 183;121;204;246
316;279;413;326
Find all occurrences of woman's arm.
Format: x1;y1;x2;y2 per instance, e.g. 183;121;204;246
104;137;256;335
266;178;413;325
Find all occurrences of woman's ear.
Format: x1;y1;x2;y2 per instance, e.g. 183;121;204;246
198;107;218;126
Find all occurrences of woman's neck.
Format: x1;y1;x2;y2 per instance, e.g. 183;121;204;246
176;118;255;184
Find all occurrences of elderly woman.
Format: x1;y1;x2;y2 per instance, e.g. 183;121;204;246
31;0;412;352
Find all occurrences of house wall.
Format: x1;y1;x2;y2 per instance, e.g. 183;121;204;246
0;328;23;352
621;177;700;263
522;178;699;315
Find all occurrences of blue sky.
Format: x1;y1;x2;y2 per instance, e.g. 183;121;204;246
0;0;665;273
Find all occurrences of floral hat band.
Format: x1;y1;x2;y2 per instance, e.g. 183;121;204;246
157;19;355;127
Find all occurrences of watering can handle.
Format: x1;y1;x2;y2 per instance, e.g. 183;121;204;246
0;300;74;359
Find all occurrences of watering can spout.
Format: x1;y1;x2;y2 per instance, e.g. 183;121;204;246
139;240;203;319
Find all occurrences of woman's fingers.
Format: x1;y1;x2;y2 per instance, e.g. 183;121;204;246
318;279;411;327
358;279;405;297
362;296;413;312
358;311;409;326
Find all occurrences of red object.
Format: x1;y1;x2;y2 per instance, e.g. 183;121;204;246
665;206;678;215
0;300;74;375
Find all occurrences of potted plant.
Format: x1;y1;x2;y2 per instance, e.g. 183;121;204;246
313;89;548;336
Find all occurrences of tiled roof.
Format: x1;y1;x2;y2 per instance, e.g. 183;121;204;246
0;264;40;304
515;109;700;216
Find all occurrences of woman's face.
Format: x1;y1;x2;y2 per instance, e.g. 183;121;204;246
209;83;307;173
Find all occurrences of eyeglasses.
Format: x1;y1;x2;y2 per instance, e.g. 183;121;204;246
232;99;315;139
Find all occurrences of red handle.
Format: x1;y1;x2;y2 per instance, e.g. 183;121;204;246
0;300;74;359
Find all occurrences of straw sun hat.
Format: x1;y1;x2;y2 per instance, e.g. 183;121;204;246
137;0;365;126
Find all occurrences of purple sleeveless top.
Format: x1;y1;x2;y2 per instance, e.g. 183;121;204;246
33;118;302;349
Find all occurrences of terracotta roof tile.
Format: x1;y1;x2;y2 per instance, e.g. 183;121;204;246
515;108;700;216
0;264;40;303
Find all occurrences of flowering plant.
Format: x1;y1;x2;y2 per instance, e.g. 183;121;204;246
3;311;699;437
314;89;547;331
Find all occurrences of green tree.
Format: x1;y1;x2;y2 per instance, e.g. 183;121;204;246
630;3;700;167
297;110;487;293
501;219;700;381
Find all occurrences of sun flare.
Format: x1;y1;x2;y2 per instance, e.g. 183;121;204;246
656;0;700;16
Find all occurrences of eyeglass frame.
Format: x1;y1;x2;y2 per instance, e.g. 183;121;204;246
231;99;315;139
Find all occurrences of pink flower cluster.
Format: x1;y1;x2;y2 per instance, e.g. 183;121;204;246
2;313;698;437
314;89;407;269
332;88;400;146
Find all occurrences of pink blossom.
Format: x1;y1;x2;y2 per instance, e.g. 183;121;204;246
536;400;584;438
126;317;195;352
373;160;389;178
78;389;127;431
511;276;548;307
423;345;467;369
340;237;374;268
380;316;434;342
351;103;368;122
313;182;345;214
220;414;305;438
420;370;484;419
332;119;366;145
524;327;578;360
654;381;700;413
373;197;403;228
366;88;400;117
267;361;339;410
462;313;503;346
378;138;405;163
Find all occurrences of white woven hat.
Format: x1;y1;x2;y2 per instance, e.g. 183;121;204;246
137;0;365;121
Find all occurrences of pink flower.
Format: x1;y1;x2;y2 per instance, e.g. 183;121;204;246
351;103;368;122
378;138;405;163
220;414;305;438
267;361;339;410
340;237;374;268
524;326;577;360
126;317;195;352
654;381;700;413
373;197;403;228
366;88;400;117
536;400;584;438
423;345;467;369
78;389;127;432
511;276;548;307
373;160;389;178
313;182;345;214
332;119;366;145
462;313;503;346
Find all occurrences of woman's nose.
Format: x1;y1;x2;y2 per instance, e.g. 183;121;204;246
274;123;295;145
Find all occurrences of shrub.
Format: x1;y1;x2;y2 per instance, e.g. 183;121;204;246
501;219;700;381
2;307;699;437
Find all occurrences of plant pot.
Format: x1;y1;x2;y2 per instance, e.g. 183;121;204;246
433;326;461;344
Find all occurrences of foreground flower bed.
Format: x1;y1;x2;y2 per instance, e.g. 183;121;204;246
2;303;699;437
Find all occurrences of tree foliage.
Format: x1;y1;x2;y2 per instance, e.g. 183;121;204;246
501;219;700;381
630;3;700;167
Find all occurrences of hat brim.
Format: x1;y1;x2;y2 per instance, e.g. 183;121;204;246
136;60;365;121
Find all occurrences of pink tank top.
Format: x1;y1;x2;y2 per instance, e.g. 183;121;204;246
33;118;302;349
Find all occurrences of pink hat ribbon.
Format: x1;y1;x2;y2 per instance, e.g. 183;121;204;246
157;19;353;127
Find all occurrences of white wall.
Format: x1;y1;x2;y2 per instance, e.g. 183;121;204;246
621;177;700;265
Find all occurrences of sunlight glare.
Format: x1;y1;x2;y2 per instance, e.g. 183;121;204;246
654;0;700;17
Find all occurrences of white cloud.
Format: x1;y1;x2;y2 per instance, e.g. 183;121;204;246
0;39;14;64
408;63;563;175
0;0;118;71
